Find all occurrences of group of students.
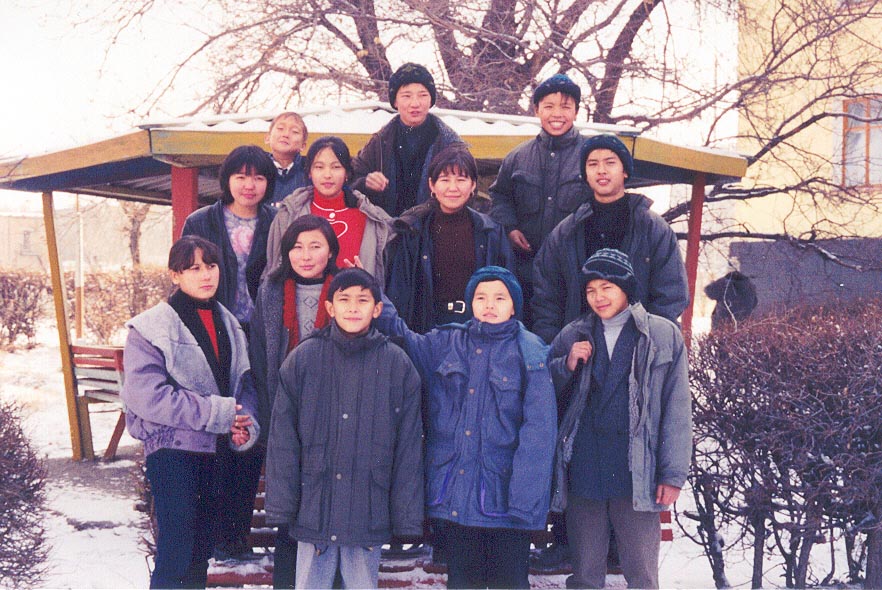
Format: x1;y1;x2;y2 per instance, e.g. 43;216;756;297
119;62;693;590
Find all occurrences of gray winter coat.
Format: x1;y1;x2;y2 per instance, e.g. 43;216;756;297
264;323;424;546
263;186;393;280
531;193;689;343
122;301;259;457
548;303;692;513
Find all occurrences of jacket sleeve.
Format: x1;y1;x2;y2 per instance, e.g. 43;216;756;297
656;327;692;489
264;356;302;527
351;134;386;203
548;325;579;400
249;290;271;438
264;213;287;280
646;225;690;323
121;327;236;435
489;155;519;232
374;293;439;380
531;233;567;344
506;359;557;528
231;370;260;452
390;353;425;538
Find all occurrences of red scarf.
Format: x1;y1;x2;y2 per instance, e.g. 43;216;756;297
283;276;332;352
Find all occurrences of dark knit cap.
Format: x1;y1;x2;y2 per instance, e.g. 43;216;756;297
581;248;638;303
532;73;581;109
464;266;524;320
389;63;437;107
580;134;634;180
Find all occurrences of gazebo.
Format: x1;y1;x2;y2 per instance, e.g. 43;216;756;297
0;102;747;460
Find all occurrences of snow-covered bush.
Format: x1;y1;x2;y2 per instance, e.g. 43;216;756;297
0;269;47;350
65;267;172;344
687;298;882;588
0;400;47;587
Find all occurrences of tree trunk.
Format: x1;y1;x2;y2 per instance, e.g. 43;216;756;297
866;518;882;589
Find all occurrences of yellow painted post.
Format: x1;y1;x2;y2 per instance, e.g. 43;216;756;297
42;191;89;460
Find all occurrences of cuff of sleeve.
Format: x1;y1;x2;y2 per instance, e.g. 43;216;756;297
231;422;259;452
205;395;236;434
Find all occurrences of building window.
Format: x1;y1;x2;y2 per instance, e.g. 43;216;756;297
843;97;882;187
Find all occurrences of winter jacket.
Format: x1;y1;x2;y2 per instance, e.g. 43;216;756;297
268;152;308;206
351;113;464;216
489;127;590;280
548;303;691;513
531;193;689;343
181;200;277;322
375;304;557;531
264;323;424;546
121;299;259;457
384;202;515;333
263;186;392;280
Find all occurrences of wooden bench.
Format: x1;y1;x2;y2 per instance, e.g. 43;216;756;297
70;345;126;460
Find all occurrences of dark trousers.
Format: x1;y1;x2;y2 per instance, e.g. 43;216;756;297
272;524;297;589
214;442;264;550
146;449;217;589
566;496;660;589
446;523;531;589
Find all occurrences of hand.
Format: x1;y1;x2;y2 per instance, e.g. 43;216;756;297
656;484;681;506
365;171;389;192
230;404;253;446
507;229;532;253
566;341;592;372
343;255;364;269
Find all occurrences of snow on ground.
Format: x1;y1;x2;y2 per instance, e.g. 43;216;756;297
0;321;838;589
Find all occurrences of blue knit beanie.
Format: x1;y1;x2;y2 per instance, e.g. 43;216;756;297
580;134;634;180
464;266;524;320
532;73;581;109
389;63;437;107
581;248;638;303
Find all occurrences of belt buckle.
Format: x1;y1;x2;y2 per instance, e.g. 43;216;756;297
447;300;467;314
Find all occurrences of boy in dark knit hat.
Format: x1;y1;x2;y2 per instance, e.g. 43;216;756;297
490;72;591;330
548;249;692;590
531;133;689;344
351;63;463;217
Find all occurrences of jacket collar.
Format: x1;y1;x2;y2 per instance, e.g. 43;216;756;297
537;126;581;149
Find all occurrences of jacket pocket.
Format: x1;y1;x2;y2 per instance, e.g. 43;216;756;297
484;369;523;450
479;452;514;517
431;359;468;434
426;446;456;507
369;464;392;530
556;174;590;213
296;445;325;532
511;171;542;215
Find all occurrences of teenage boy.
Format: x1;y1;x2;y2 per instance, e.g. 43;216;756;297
264;268;423;589
265;112;309;205
351;63;463;217
548;249;692;589
532;134;689;345
490;73;591;327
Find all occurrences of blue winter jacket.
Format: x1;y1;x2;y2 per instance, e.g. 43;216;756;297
375;303;557;531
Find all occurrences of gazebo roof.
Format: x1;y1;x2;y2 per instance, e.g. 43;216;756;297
0;102;747;205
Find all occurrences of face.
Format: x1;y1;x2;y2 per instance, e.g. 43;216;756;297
287;229;332;279
584;148;628;203
471;280;516;324
325;286;382;336
586;279;629;320
266;116;305;162
535;92;577;137
228;166;268;216
309;147;347;199
394;83;432;127
170;249;220;302
429;168;476;214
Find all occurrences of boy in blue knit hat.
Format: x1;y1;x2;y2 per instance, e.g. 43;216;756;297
374;265;558;588
548;249;692;589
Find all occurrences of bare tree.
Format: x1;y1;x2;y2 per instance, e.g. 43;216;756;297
119;201;151;315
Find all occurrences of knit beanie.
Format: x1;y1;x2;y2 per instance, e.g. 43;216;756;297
464;266;524;320
532;73;581;109
581;248;638;303
389;63;437;107
580;134;634;180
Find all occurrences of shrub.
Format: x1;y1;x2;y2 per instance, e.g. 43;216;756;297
687;298;882;588
0;401;47;587
0;269;48;350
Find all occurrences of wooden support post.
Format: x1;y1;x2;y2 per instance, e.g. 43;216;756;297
681;173;707;347
43;192;90;460
171;166;200;239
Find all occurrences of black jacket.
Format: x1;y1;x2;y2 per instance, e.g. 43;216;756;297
531;194;689;343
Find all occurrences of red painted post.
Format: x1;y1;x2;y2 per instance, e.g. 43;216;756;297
171;166;200;239
681;172;706;347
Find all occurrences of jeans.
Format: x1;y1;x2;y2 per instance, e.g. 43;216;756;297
295;542;381;589
445;523;531;589
146;448;217;589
